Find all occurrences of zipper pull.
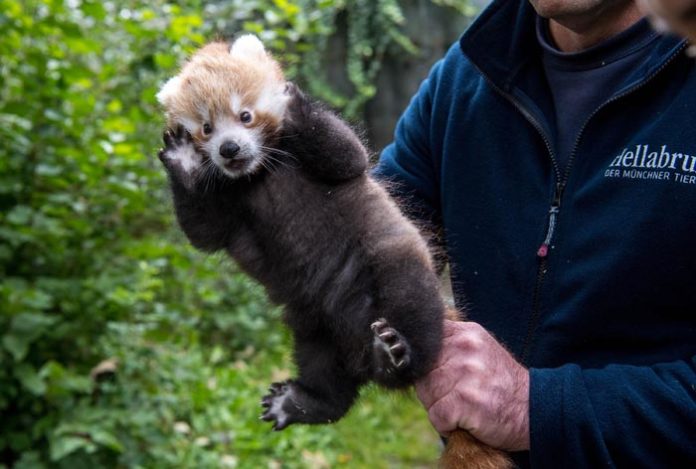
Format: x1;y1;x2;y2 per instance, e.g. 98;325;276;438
537;205;559;258
537;183;564;258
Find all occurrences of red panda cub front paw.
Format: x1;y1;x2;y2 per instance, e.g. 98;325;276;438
159;125;204;190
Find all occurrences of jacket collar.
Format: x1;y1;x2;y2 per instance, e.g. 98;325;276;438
460;0;687;95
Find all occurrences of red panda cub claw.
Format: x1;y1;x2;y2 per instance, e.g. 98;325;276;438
371;318;412;381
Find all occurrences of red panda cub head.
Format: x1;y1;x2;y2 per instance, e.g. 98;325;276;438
157;35;290;178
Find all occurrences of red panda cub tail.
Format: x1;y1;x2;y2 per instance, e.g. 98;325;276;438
443;430;513;469
442;308;513;469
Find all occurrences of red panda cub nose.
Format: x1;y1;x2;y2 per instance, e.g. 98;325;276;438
220;141;241;159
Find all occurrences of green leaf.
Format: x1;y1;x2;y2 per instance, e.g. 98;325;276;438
40;361;92;395
2;334;30;362
13;450;47;469
6;205;32;225
2;313;58;361
14;363;46;396
80;1;107;21
49;435;94;462
90;430;124;453
22;290;54;311
154;52;176;69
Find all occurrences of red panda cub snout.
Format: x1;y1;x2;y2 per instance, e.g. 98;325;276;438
156;35;290;178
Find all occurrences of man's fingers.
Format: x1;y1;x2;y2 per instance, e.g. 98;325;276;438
416;357;461;409
416;320;488;409
427;393;461;436
414;374;448;410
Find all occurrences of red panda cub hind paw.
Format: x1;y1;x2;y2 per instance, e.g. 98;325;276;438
371;318;412;374
260;379;357;430
260;381;295;431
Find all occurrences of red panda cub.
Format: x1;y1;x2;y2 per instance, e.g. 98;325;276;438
156;35;510;469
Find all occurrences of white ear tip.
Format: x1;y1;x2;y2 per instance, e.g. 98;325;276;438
230;34;266;57
157;76;182;105
155;88;167;105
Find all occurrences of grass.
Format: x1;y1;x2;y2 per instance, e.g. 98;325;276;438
226;343;441;468
116;325;442;469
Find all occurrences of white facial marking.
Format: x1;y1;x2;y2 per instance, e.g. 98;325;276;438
178;117;199;135
196;102;210;122
203;117;265;178
255;82;290;120
230;94;242;115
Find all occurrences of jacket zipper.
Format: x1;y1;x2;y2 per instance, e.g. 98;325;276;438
464;71;561;364
536;183;563;258
470;43;686;364
506;102;561;365
535;42;687;260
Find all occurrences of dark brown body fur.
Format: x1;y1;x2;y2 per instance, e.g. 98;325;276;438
159;85;509;468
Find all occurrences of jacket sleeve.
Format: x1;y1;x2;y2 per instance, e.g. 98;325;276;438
372;60;443;228
529;357;696;467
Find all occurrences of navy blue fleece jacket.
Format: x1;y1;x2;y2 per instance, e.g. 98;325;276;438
375;1;696;467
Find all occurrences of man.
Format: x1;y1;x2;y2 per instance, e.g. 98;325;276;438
640;0;696;46
375;0;696;466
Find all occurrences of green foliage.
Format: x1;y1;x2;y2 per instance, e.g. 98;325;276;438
1;0;474;467
431;0;478;16
197;0;443;117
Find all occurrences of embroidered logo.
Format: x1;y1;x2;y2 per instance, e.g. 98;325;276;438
604;144;696;185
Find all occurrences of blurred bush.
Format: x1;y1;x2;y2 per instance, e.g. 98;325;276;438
0;0;473;467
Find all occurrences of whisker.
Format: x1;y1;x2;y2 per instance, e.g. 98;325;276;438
201;164;211;194
201;159;217;194
259;145;299;163
262;152;299;171
259;155;279;173
259;159;273;174
276;133;300;140
259;145;295;157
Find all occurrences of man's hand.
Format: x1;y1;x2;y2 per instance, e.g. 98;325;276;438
415;320;530;452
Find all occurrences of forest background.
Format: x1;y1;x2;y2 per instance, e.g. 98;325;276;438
0;1;480;467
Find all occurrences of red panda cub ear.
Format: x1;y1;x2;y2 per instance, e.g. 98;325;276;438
156;76;182;112
230;34;268;60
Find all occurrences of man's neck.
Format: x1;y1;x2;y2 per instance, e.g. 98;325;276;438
549;2;644;52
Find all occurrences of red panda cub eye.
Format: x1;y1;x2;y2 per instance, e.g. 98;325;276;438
240;111;253;125
202;122;213;135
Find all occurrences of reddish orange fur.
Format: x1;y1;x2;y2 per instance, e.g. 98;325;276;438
440;308;512;468
442;431;513;469
162;40;285;141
